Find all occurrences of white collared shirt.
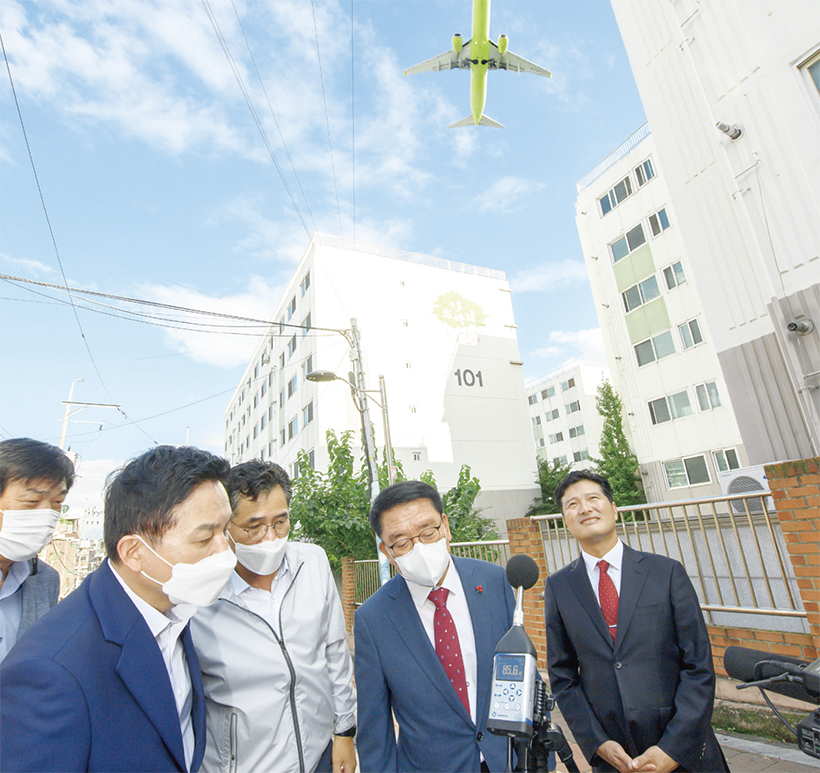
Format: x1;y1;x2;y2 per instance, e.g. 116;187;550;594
580;539;624;602
404;556;478;723
0;560;30;663
110;563;196;772
229;555;290;635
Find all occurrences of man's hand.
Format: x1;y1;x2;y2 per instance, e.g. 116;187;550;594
596;740;634;773
630;745;678;773
332;735;357;773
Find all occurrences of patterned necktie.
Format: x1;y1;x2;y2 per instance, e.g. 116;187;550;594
597;560;619;642
428;587;470;715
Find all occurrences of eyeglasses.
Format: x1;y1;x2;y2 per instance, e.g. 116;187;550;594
230;516;290;544
387;520;444;557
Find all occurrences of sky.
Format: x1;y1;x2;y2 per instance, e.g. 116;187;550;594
0;0;646;516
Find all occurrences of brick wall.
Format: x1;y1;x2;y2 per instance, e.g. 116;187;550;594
341;557;355;634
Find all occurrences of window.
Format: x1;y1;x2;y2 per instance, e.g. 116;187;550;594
261;381;267;398
634;158;655;187
573;450;590;462
549;432;564;443
279;352;285;368
546;408;560;421
287;375;298;398
260;414;267;430
303;401;314;426
532;416;541;426
269;441;276;456
569;425;585;438
610;223;646;263
648;208;670;237
279;389;286;408
291;462;299;480
566;401;581;414
538;438;545;447
269;404;274;420
302;313;311;337
695;381;721;411
302;354;314;382
288;416;298;440
413;452;421;461
279;316;285;334
308;449;315;469
528;394;538;405
409;406;417;414
622;275;660;312
561;378;576;391
663;261;687;290
253;423;259;439
679;318;704;350
301;271;310;296
541;386;555;399
280;429;286;446
287;335;297;358
634;330;675;366
714;448;740;472
254;364;259;379
253;392;259;409
801;50;820;95
598;175;633;216
648;390;692;425
405;362;412;369
287;296;296;320
553;456;568;466
402;319;409;327
664;456;710;488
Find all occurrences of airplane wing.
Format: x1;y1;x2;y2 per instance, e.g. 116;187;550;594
489;41;551;78
404;40;472;75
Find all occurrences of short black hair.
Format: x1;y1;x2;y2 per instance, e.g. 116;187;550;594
553;469;614;512
226;459;292;513
103;445;230;560
0;438;75;496
369;481;443;537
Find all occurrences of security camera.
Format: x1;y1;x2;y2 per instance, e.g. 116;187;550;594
716;121;742;140
787;319;814;335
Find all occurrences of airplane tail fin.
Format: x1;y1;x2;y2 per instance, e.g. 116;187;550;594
448;113;505;129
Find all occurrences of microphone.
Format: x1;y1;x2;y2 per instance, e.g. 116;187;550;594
486;555;541;739
724;646;818;703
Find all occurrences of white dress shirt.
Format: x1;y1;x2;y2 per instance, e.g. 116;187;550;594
229;555;290;635
580;539;624;601
404;556;478;723
110;563;196;772
0;560;29;662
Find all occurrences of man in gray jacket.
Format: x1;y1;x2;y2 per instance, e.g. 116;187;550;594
0;438;75;663
191;460;356;773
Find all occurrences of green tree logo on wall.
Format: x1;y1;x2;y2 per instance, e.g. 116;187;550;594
433;291;488;329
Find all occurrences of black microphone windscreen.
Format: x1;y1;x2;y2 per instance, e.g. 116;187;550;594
724;646;815;704
506;554;540;590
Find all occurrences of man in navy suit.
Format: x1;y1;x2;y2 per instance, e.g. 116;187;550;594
544;470;729;773
0;445;237;773
355;481;516;773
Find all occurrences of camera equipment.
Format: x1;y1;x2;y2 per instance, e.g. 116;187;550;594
487;555;580;772
724;645;820;760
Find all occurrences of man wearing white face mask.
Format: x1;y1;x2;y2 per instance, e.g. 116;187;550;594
355;481;517;773
0;445;236;773
0;438;75;664
191;460;356;773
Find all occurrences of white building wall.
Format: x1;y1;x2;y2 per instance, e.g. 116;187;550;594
609;0;820;463
225;235;539;528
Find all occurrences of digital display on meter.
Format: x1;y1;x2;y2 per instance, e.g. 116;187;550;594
496;654;525;682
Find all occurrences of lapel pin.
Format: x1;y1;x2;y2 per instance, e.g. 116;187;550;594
475;585;483;594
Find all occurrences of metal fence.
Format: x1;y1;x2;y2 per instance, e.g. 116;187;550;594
533;491;808;633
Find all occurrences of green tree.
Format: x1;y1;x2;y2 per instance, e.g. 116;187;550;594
591;379;645;508
526;457;574;516
422;465;499;542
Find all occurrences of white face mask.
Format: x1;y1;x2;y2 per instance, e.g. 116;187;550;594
228;531;287;576
394;537;451;588
137;536;236;607
0;508;61;562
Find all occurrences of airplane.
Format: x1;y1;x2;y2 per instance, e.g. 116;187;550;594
403;0;551;128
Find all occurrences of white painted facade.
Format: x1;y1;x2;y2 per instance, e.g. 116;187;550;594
224;234;539;529
608;0;820;464
525;361;609;470
576;129;747;502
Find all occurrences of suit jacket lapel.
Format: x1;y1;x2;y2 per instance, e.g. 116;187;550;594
614;545;648;653
183;625;206;773
460;559;492;728
384;574;474;726
91;562;188;772
566;556;614;648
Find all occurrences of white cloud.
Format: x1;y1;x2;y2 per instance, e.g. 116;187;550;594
0;253;55;277
529;328;607;364
64;456;120;516
470;176;546;213
509;260;589;292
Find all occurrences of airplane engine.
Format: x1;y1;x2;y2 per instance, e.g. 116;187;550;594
452;33;463;53
498;34;508;54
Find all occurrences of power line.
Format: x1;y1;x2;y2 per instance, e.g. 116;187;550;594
351;1;356;244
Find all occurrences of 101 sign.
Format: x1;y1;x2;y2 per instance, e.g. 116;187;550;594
454;369;483;387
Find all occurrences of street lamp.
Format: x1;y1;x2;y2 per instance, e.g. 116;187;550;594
306;368;395;585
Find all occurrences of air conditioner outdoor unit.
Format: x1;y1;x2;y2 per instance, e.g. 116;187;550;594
717;464;773;515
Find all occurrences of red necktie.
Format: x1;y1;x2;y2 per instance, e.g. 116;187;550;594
597;560;619;642
428;587;470;715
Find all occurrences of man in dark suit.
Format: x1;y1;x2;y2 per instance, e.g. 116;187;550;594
544;470;728;773
0;445;237;773
0;438;75;663
355;481;516;773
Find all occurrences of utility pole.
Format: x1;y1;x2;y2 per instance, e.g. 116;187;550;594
58;380;122;450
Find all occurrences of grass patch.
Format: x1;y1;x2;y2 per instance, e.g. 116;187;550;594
712;699;806;744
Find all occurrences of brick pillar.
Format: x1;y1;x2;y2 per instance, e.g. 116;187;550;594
506;517;549;669
341;557;356;634
765;457;820;651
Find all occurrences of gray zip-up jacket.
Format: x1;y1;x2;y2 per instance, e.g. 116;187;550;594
191;542;356;773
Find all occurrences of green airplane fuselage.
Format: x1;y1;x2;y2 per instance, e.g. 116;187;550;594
469;0;491;125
